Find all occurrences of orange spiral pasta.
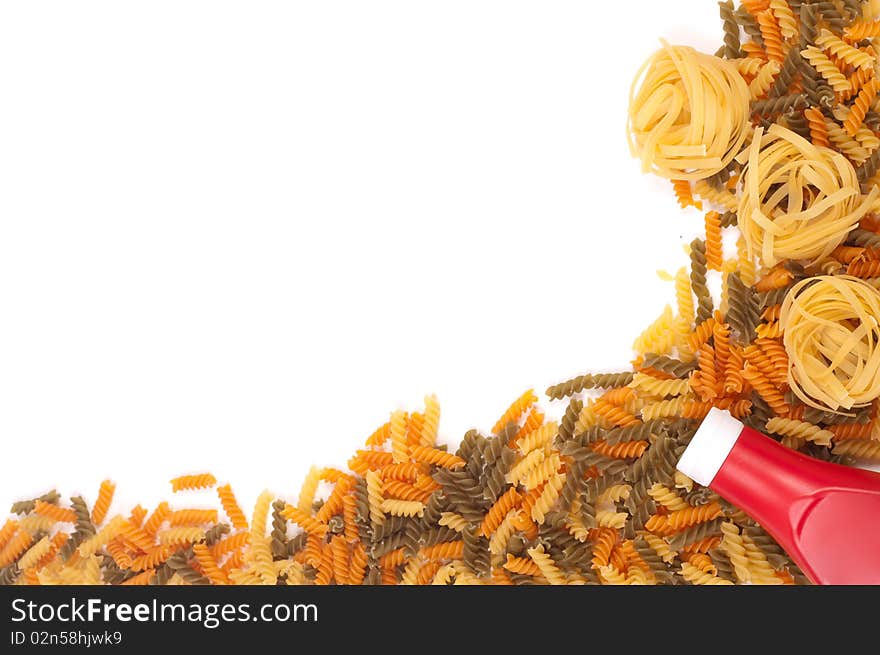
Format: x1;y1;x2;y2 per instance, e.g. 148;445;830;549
590;439;649;459
330;535;350;585
130;545;175;572
691;344;719;400
120;521;155;552
645;501;723;536
382;479;431;503
215;484;248;531
492;389;537;434
315;546;333;586
756;9;784;62
315;478;352;523
846;19;880;41
91;480;116;526
480;487;522;537
33;500;77;524
845;78;880;137
742;366;790;416
143;501;171;536
830;422;874;440
755;266;793;292
503;553;542;577
723;345;745;395
170;473;217;492
672;179;701;209
168;509;217;527
193;542;229;585
847;259;880;277
409;445;465;469
743;344;787;388
280;506;329;537
601;385;635;406
420;540;465;561
687;316;717;352
592;398;641;427
349;541;368;585
803;107;831;147
378;462;423;482
364;421;391;447
347;450;395;474
590;527;619;569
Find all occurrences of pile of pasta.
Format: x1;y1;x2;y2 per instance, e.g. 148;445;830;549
8;0;880;585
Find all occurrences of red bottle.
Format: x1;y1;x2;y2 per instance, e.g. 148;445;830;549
676;408;880;585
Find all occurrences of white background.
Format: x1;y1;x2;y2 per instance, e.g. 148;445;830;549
0;1;721;515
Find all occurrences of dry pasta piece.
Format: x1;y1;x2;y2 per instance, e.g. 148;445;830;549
280;506;329;537
390;410;409;464
409;445;465;469
671;179;701;209
503;553;542;577
33;500;77;524
479;487;521;537
527;544;566;585
170;473;217;492
492;389;537;434
169;509;217;527
216;484;248;531
143;502;171;535
379;499;424;518
592;398;641;428
420;394;441;447
364;421;391;447
91;480;116;526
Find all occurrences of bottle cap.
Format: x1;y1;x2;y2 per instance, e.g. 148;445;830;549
676;407;743;487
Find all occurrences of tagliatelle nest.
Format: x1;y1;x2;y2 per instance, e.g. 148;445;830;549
627;41;751;181
781;275;880;412
737;124;878;267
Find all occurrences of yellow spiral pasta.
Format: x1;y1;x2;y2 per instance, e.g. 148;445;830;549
630;372;692;397
523;453;562;490
738;125;877;266
769;0;797;39
816;29;875;71
595;510;628;530
801;46;852;94
379;499;425;518
365;469;385;528
529;471;565;523
390;410;409;464
680;561;735;585
781;276;880;411
632;304;675;355
527;544;566;585
438;512;470;533
720;521;751;583
157;527;205;546
764;417;834;446
516;421;557;455
628;42;750;181
749;59;781;99
420;394;441;447
506;448;545;486
647;483;689;511
694;180;739;211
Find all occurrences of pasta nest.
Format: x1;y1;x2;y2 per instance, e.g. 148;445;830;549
781;275;880;412
738;124;877;267
627;41;750;181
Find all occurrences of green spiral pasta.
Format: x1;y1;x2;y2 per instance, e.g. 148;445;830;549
689;238;713;323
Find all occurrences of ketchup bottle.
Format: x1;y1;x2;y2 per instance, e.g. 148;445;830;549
676;407;880;585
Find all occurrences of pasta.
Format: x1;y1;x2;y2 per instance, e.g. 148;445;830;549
628;42;751;180
738;125;877;266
